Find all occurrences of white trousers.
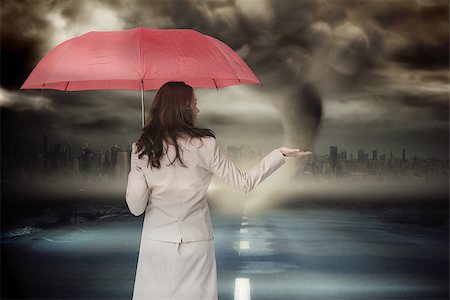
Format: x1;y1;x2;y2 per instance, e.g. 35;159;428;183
132;237;218;300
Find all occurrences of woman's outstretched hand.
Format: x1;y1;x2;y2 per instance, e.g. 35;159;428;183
277;147;313;158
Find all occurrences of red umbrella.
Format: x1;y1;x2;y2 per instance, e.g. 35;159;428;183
20;27;261;126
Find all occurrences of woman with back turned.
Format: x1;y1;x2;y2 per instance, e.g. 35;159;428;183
125;81;312;300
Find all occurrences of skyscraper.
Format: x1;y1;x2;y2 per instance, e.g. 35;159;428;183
116;150;128;181
330;146;338;172
358;150;365;163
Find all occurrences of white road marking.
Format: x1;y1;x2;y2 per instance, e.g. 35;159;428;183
240;240;250;249
240;228;248;233
234;277;251;300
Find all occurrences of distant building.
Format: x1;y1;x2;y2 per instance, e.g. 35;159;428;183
116;150;129;181
73;157;81;181
46;143;62;177
110;145;120;178
81;144;93;180
357;150;365;163
330;146;338;172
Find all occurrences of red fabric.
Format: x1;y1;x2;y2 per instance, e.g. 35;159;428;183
20;27;261;91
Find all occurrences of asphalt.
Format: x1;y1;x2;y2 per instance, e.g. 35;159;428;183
2;207;449;300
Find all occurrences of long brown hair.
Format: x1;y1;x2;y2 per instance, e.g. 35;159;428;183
136;81;215;169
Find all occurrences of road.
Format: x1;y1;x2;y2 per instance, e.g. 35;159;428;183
2;208;448;299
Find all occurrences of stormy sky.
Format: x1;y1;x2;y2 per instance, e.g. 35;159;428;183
1;0;449;159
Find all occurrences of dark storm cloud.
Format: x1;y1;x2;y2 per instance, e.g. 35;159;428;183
1;106;62;133
389;43;449;70
0;0;53;89
399;91;449;109
2;86;139;154
1;0;108;89
199;110;282;131
2;101;136;155
98;0;256;53
320;4;347;25
345;0;449;69
3;0;444;90
1;106;64;155
1;0;448;159
72;116;126;133
58;0;86;22
421;72;450;84
3;0;448;88
400;92;449;122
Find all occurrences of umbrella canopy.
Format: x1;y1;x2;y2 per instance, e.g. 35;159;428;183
20;27;261;91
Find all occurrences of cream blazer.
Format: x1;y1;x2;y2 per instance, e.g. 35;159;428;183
125;136;286;243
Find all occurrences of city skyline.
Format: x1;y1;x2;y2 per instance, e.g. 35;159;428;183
2;133;447;184
2;133;447;161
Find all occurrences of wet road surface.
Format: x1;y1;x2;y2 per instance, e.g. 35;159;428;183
2;208;448;299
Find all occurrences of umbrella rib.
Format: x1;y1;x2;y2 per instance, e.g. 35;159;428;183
201;35;241;84
42;39;76;90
